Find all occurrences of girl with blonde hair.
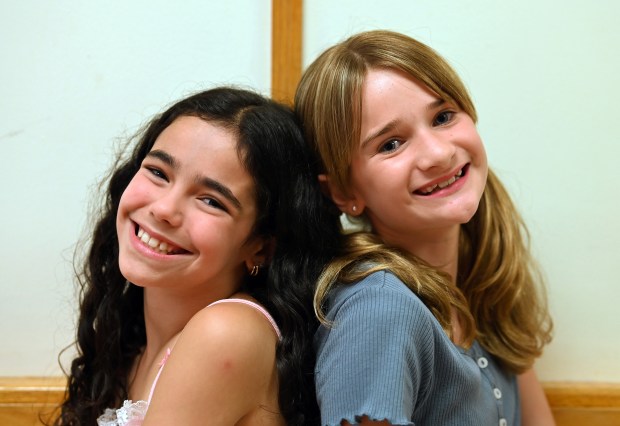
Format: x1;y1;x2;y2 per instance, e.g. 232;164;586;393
295;30;554;425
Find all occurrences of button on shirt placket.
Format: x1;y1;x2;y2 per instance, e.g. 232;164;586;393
477;356;508;425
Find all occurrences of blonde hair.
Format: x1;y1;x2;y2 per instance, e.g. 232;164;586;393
295;30;552;373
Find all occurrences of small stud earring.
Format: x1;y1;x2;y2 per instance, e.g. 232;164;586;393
352;205;357;213
250;265;261;276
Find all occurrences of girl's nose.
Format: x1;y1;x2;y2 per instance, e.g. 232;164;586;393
150;191;183;227
414;131;456;171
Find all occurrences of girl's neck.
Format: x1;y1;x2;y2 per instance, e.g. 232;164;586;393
140;271;244;350
141;287;222;358
384;225;460;281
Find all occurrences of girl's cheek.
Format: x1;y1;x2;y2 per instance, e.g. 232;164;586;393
122;178;152;208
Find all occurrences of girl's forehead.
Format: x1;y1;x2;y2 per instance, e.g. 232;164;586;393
149;117;243;170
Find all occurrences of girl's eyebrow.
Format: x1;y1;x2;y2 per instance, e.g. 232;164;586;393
147;149;178;168
361;119;400;149
361;99;448;148
194;175;242;211
427;98;446;111
146;149;242;211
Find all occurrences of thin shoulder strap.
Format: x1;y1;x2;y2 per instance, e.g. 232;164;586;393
147;347;171;405
208;298;282;340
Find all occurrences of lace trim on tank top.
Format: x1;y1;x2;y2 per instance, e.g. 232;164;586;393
96;298;280;425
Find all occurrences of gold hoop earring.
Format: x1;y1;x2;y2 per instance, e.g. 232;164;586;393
250;265;260;277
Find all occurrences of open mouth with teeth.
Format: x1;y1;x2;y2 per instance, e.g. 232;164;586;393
135;226;189;255
414;165;468;196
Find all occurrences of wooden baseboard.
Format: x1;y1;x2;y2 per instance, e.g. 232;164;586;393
0;377;65;426
1;377;619;425
543;382;620;426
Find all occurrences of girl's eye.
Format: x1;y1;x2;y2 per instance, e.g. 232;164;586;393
146;166;168;181
379;139;403;153
201;197;227;212
434;110;456;126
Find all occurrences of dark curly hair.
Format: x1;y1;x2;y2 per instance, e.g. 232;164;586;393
53;87;342;425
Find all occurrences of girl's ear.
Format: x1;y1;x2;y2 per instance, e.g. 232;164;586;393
244;236;274;274
318;174;365;216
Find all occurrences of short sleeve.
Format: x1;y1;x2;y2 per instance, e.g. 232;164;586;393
314;272;436;426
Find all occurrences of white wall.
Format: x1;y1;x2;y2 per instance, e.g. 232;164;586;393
304;1;620;382
2;1;618;383
0;0;271;376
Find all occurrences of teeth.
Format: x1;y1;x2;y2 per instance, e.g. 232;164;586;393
136;227;178;254
438;176;456;189
419;169;463;195
422;184;438;193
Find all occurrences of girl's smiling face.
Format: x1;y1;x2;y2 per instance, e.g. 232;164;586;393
116;115;265;298
342;68;488;247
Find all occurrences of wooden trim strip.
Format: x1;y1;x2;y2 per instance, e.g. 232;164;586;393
271;0;303;105
2;378;620;407
0;377;65;404
0;377;65;425
544;381;620;408
2;378;619;425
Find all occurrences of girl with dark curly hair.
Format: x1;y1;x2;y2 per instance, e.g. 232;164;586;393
53;87;341;425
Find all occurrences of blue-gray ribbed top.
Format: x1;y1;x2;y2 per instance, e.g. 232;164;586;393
314;270;520;426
